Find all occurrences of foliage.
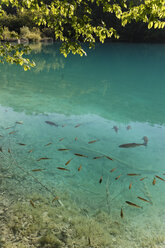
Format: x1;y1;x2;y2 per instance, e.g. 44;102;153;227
0;0;165;69
0;10;36;33
20;26;41;42
0;42;35;70
2;26;18;40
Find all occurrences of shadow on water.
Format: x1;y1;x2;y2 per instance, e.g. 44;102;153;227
0;43;165;247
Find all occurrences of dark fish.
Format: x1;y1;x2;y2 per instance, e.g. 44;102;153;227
155;175;165;182
78;165;82;171
93;156;102;159
9;131;16;135
105;156;113;161
45;142;52;146
88;139;99;144
88;237;91;245
137;196;152;204
127;173;141;176
153;177;156;185
58;148;71;151
16;121;23;124
32;169;45;172
57;167;70;171
28;150;33;153
140;177;146;181
62;124;66;128
30;200;36;208
119;143;144;148
74;153;88;158
115;175;121;180
45;121;58;127
0;147;3;153
52;196;59;203
126;125;131;130
125;201;142;208
110;168;116;173
8;148;11;153
129;182;132;190
142;136;148;146
113;126;119;133
120;208;124;218
59;137;64;142
0;135;3;137
65;159;72;166
75;124;81;128
6;126;14;130
17;143;26;146
99;176;103;184
37;157;51;161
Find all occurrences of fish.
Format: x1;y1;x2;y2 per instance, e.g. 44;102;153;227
129;182;132;190
137;196;152;204
0;135;3;137
88;237;91;245
125;201;142;208
105;156;113;161
153;177;156;185
88;139;99;144
17;143;26;146
0;147;3;153
115;175;121;180
99;176;103;184
9;131;16;135
127;173;141;176
45;142;52;146
8;148;11;153
62;124;66;128
140;177;146;181
59;137;64;142
28;150;33;153
93;156;102;159
75;137;78;141
52;196;59;203
58;148;71;151
74;153;88;158
155;175;165;182
57;167;70;171
6;126;14;130
37;157;51;161
75;124;81;128
119;143;144;148
30;200;36;208
142;136;148;146
113;126;119;133
110;168;116;173
126;125;131;130
78;165;82;171
32;169;45;172
45;121;58;127
16;121;23;124
120;208;124;218
65;159;72;166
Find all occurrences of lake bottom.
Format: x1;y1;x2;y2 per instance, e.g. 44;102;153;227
0;105;165;247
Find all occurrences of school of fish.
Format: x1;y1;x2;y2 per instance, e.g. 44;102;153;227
3;120;165;219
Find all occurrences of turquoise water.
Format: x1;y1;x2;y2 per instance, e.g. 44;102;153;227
1;42;165;246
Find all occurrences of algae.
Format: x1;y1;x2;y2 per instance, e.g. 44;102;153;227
0;190;165;248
